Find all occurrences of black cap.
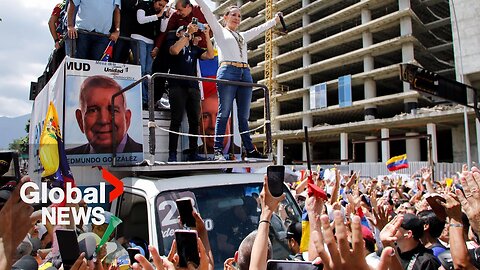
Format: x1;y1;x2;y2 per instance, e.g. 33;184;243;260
286;222;302;244
401;213;424;240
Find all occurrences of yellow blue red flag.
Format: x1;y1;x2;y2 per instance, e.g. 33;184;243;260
386;154;409;171
39;102;76;206
101;40;115;62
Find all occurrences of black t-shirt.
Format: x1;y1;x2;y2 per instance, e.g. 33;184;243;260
398;243;441;270
167;38;205;89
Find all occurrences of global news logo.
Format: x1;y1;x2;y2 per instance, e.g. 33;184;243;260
19;169;123;226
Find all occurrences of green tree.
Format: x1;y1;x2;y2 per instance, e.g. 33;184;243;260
8;120;29;154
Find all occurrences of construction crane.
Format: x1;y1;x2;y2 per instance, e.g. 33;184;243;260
264;0;276;155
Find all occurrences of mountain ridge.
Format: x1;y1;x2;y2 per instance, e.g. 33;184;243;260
0;114;30;150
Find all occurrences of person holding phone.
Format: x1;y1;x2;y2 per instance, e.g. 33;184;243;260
194;0;282;161
130;0;169;108
249;175;286;269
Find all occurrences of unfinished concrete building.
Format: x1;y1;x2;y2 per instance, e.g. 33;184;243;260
210;0;480;166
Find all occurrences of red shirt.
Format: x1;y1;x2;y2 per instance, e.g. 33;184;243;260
51;3;64;39
155;5;210;49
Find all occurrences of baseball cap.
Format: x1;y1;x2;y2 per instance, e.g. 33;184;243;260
286;222;302;244
401;213;424;239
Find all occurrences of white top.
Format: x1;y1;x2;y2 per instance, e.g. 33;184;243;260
131;9;169;44
195;0;277;63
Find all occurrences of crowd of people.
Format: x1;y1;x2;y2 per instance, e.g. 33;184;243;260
47;0;281;162
2;163;480;269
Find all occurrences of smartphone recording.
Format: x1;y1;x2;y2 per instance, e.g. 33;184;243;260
267;165;285;197
175;230;200;268
55;229;80;268
176;197;196;228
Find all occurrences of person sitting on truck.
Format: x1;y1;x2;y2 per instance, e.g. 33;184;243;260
66;75;143;154
215;196;258;261
166;23;214;162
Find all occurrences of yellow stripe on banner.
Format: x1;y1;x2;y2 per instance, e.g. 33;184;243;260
300;220;310;252
386;154;407;165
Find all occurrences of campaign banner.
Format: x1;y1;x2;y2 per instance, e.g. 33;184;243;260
63;57;143;166
28;61;65;183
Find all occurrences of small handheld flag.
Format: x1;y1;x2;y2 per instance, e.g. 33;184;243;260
100;40;115;62
386;154;409;172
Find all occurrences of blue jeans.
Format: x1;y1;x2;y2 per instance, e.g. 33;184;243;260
131;39;154;104
75;31;110;61
214;65;254;152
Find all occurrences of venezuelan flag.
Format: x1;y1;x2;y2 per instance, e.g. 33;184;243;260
100;40;115;62
39;102;76;206
386;154;409;172
199;48;218;97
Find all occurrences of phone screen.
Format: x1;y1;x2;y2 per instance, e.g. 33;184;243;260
175;230;200;268
127;248;141;264
267;165;285;197
176;198;196;228
55;229;80;268
267;260;321;270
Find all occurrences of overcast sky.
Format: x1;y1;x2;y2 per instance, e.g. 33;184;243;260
0;0;214;118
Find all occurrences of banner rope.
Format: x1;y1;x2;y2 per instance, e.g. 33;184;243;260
148;120;270;138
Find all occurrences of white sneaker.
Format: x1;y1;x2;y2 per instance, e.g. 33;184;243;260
214;150;226;161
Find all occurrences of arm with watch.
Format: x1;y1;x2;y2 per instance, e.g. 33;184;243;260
249;175;286;270
443;193;476;269
169;23;197;56
109;5;121;42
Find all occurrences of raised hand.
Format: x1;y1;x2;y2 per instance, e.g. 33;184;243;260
311;211;394;270
442;193;462;222
0;176;34;268
379;215;404;244
456;169;480;233
132;246;175;270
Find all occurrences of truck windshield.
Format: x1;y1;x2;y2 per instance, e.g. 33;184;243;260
155;183;302;268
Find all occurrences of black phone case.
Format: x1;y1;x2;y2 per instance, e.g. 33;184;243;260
175;230;200;267
128;248;141;264
176;198;196;227
55;229;80;267
267;165;285;197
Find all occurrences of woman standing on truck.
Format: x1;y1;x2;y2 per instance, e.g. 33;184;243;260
194;0;281;161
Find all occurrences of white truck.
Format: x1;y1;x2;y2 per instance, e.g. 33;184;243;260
28;57;303;268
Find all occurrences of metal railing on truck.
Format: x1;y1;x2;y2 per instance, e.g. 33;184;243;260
32;31;143;100
110;73;273;170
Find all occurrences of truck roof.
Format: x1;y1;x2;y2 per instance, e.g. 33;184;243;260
122;172;266;200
